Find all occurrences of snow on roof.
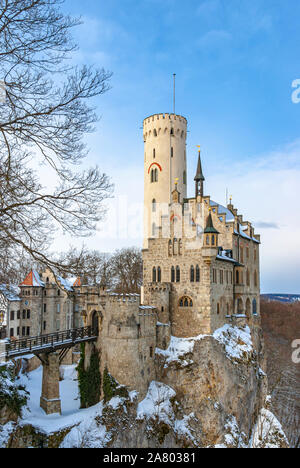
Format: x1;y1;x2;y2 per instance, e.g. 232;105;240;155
20;270;45;287
0;284;21;302
210;200;235;223
57;276;74;292
216;250;239;264
234;227;260;244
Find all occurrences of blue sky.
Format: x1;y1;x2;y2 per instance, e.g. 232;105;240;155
57;0;300;293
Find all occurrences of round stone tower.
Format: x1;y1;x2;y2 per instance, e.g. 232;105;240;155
143;113;187;247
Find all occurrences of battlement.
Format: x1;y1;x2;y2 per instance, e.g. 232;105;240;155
143;113;187;127
108;293;140;303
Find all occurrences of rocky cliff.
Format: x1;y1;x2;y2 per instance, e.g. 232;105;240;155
0;324;289;448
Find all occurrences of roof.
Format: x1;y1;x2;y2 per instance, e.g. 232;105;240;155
0;284;21;302
210;200;235;223
204;212;219;234
194;153;205;181
20;270;45;287
234;225;260;244
72;277;81;287
57;276;74;292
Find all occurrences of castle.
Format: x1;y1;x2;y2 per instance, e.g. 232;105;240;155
1;113;261;401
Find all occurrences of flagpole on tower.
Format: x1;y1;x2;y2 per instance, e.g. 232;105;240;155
173;73;176;115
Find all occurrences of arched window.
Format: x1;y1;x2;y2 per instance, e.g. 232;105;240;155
179;239;183;255
217;303;220;315
152;267;156;283
176;266;180;283
171;147;174;158
171;266;175;283
153;129;157;137
153;148;156;158
170;128;174;135
246;269;250;286
179;296;193;308
168;240;172;256
237;298;243;314
173;238;178;255
152;222;156;237
152;199;156;212
211;235;215;246
240;246;244;263
154;168;158;182
254;271;258;287
206;235;210;246
196;265;200;283
190;266;195;282
151;169;154;183
157;267;161;283
253;299;257;315
183;171;187;185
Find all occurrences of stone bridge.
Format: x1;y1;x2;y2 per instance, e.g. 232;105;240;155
0;326;98;415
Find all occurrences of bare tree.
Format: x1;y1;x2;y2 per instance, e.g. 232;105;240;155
0;0;113;277
57;246;113;286
111;247;142;294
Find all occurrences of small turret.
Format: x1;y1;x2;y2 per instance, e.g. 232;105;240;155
204;211;219;247
194;148;205;198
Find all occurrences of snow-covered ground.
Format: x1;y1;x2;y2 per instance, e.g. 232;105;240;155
17;364;103;435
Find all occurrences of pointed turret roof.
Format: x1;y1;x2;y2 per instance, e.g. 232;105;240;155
204;212;219;234
194;152;205;181
20;270;45;287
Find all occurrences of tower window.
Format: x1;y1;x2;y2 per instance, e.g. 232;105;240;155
168;240;172;256
152;199;156;212
153;148;156;159
183;171;187;185
179;296;193;307
171;266;175;283
152;222;156;237
152;267;157;283
171;147;174;158
176;266;180;283
196;265;200;283
157;267;161;283
190;266;195;282
170;128;174;135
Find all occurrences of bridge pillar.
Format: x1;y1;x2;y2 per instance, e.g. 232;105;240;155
40;352;61;415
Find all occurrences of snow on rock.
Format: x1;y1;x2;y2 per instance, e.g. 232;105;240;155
156;335;206;367
59;403;111;448
251;408;289;448
213;325;253;362
137;381;176;425
174;413;197;443
0;422;16;448
156;325;253;367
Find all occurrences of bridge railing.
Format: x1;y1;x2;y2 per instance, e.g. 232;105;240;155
5;326;98;356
